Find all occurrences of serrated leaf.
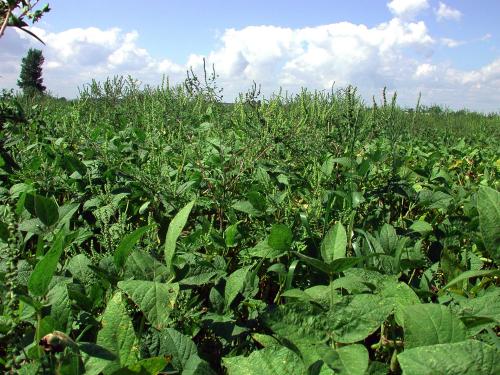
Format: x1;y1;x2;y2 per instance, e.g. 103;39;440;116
28;230;66;296
401;304;467;349
164;200;195;272
321;222;347;263
398;340;499;375
114;225;153;269
117;280;179;330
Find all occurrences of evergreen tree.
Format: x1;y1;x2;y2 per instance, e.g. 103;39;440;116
17;48;46;94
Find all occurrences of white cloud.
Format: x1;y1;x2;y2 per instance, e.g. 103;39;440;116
435;2;462;21
0;15;499;112
441;37;464;48
387;0;429;19
415;63;436;77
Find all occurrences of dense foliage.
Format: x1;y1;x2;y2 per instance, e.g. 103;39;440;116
17;48;46;95
0;77;499;374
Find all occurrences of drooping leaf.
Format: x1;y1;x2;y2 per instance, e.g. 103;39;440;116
114;225;154;269
442;269;500;291
321;222;347;263
164;200;195;272
477;186;500;261
28;230;66;296
34;194;59;227
398;340;500;375
117;280;179;330
401;304;467;349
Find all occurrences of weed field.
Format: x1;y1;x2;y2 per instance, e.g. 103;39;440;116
0;79;499;374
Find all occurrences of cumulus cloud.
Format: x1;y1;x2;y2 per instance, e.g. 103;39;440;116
435;2;462;22
0;26;184;97
0;13;499;111
387;0;429;19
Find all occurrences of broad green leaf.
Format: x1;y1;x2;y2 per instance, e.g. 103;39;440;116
378;280;419;324
477;186;500;261
28;230;66;296
34;195;59;227
141;328;211;374
225;266;251;310
330;294;392;343
117;280;179;330
223;346;305;375
114;225;153;269
124;250;169;282
293;251;331;275
398;340;500;375
47;284;71;332
267;224;293;253
61;154;87;176
321;222;347;263
457;289;500;323
224;221;240;247
85;293;139;375
110;357;168;375
323;344;369;375
66;253;95;286
409;220;433;234
232;200;263;216
379;224;397;254
164;200;195;272
401;304;467;349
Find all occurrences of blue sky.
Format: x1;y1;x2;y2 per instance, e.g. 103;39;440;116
1;0;499;111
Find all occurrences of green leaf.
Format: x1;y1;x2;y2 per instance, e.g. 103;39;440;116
110;357;168;375
142;328;211;374
401;304;467;349
409;220;433;234
47;284;71;332
379;224;397;254
398;340;500;375
28;230;66;296
164;200;195;272
293;251;331;275
267;224;293;253
124;250;169;282
232;200;263;216
225;266;251;310
442;269;500;291
323;344;369;375
114;225;153;269
61;154;87;176
477;186;500;261
330;294;392;343
223;346;305;375
224;221;240;248
85;293;139;375
321;222;347;263
34;194;59;226
117;280;179;330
